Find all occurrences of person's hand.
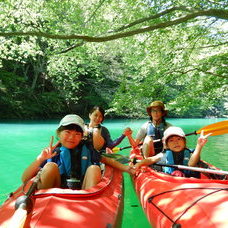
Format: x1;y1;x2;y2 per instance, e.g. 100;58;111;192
135;158;151;170
126;165;136;175
197;130;211;147
123;127;132;136
37;136;60;162
83;125;90;137
92;127;105;150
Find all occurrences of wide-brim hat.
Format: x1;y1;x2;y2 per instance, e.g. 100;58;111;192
58;114;85;132
163;126;186;144
146;100;168;116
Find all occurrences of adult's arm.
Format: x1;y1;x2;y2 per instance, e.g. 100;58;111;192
101;126;126;149
134;122;148;145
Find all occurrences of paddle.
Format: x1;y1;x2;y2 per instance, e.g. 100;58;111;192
8;169;42;228
155;163;228;176
112;145;141;153
112;139;160;153
185;120;228;136
102;152;228;176
112;120;228;152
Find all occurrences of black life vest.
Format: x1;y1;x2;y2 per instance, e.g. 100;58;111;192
146;121;167;154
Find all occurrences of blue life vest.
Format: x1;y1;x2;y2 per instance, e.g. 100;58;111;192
164;149;193;175
146;121;166;139
46;144;100;178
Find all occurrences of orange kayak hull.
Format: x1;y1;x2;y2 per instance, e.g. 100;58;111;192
131;148;228;228
0;165;123;228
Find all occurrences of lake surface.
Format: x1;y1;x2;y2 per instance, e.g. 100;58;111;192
0;118;227;227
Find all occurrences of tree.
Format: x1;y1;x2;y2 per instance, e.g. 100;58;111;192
0;0;227;118
0;2;227;42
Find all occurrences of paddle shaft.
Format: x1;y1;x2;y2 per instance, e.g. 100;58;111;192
16;169;42;209
114;130;205;150
105;152;228;175
185;131;196;136
113;120;228;152
117;139;161;151
8;169;42;228
155;163;228;176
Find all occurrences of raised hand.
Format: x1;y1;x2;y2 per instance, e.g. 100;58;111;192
37;136;60;162
198;130;211;147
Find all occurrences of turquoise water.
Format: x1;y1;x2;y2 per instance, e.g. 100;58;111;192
0;118;227;227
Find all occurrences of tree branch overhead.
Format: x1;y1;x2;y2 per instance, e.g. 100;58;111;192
0;8;227;42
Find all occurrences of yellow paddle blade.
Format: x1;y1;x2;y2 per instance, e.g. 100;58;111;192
196;120;228;136
112;147;120;153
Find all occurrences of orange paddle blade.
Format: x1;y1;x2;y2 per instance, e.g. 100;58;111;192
196;120;228;136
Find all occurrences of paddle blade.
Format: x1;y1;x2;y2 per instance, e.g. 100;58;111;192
112;147;120;153
196;120;228;136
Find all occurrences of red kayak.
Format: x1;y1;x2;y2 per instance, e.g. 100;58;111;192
0;165;123;228
130;148;228;228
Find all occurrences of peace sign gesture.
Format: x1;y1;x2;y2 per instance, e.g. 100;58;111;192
37;136;60;162
198;130;211;147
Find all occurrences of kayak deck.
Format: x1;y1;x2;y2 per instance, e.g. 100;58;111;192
131;148;228;228
0;165;123;228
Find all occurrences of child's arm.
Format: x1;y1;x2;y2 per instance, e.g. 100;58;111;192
188;130;211;167
21;137;59;183
135;152;164;170
101;156;135;174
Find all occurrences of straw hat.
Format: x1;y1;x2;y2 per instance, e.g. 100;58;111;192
146;100;168;116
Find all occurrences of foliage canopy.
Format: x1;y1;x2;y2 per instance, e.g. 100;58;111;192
0;0;227;119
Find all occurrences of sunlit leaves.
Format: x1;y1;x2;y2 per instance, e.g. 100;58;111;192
0;0;227;118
